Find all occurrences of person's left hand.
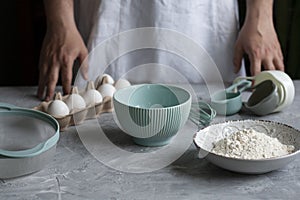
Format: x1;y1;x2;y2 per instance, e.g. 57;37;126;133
233;19;284;76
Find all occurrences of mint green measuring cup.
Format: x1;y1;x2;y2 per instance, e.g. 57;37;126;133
210;80;252;115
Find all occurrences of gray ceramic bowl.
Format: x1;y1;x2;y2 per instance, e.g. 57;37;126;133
193;120;300;174
113;84;191;147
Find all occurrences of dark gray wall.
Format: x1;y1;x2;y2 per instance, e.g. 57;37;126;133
0;0;45;86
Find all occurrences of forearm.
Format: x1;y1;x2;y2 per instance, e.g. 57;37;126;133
245;0;274;28
43;0;76;30
234;0;284;75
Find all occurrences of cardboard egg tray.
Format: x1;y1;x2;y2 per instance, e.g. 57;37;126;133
34;96;113;131
33;75;116;131
33;75;131;131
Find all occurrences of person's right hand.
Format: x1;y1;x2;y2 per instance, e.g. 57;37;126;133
37;25;88;101
233;0;284;76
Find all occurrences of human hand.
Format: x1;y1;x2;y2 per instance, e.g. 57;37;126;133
234;0;284;76
38;26;88;101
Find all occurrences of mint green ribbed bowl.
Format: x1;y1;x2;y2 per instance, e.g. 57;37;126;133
113;84;191;147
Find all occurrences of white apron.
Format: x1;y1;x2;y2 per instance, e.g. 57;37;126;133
75;0;245;85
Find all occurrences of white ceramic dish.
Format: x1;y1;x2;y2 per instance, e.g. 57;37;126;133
193;120;300;174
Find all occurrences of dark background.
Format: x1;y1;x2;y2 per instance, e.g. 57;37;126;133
0;0;299;86
0;0;45;86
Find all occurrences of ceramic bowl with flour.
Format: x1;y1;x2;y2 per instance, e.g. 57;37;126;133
193;120;300;174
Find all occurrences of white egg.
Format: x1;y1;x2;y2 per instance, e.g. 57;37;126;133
98;84;116;97
47;100;70;117
114;79;131;90
102;74;115;85
95;74;115;88
64;93;86;112
83;89;103;106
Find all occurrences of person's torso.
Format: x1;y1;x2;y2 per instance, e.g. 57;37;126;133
75;0;245;85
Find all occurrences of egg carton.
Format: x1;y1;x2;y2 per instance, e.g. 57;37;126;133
34;95;113;131
34;75;130;131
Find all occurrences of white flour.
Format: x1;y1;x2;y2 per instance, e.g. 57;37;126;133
211;128;295;159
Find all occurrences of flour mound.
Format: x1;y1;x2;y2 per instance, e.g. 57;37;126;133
211;129;295;159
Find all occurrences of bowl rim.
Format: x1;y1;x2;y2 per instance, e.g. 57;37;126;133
193;119;300;162
113;84;192;110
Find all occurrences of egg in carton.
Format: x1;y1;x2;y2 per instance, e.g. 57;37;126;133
96;74;131;90
80;80;114;119
34;80;112;131
34;74;130;131
34;92;73;131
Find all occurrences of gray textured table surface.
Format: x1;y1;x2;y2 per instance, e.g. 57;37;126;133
0;83;300;200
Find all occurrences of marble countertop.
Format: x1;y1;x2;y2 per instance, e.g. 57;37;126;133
0;82;300;200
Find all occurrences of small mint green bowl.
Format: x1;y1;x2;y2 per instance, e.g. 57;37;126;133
113;84;191;147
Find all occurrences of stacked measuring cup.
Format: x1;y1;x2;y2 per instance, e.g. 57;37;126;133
211;70;295;116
